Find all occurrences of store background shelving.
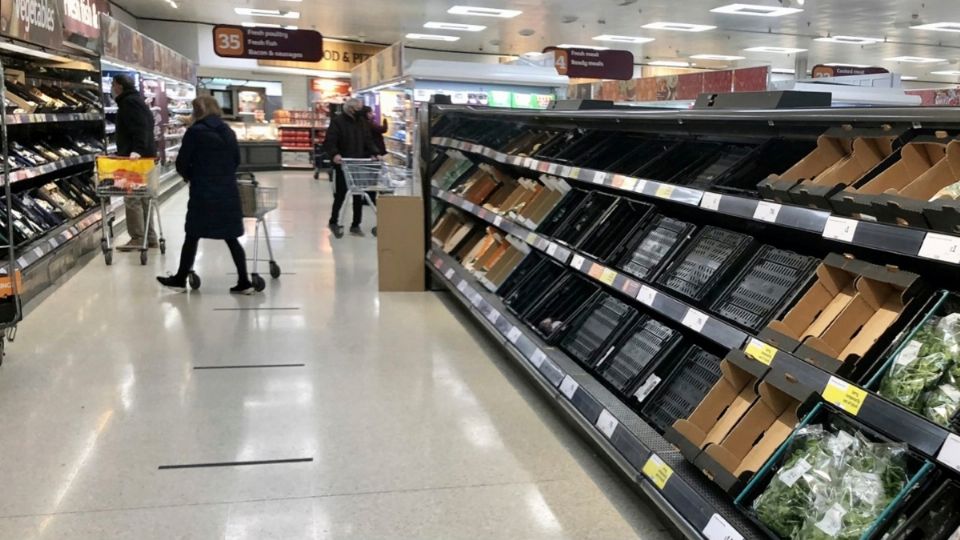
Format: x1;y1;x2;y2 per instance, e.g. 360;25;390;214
423;104;960;540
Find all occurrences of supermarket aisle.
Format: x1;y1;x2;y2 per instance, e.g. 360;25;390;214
0;171;672;540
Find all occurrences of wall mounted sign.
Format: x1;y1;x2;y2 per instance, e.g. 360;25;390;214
812;64;889;78
259;40;384;74
213;25;323;62
62;0;109;40
552;48;634;80
0;0;64;50
101;15;196;83
351;41;404;91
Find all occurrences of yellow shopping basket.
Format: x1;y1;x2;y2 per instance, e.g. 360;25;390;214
95;156;160;196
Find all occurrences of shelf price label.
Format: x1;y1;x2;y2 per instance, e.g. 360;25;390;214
595;409;619;439
919;232;960;264
570;254;586;270
593;170;607;184
937;433;960;473
633;179;648;194
619;176;638;191
546;242;559;257
700;192;723;211
456;280;469;293
569;167;581;179
682;308;709;333
637;285;657;306
744;338;778;366
493;216;504;228
506;326;522;344
548;163;560;175
753;201;782;223
599;268;618;286
655;184;675;199
703;514;744;540
821;376;867;415
642;454;673;490
486;309;500;325
525;232;539;245
559;375;579;400
530;349;547;368
822;216;859;243
444;268;455;280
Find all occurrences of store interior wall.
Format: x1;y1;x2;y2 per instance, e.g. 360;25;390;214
109;2;138;29
138;20;200;62
198;67;309;110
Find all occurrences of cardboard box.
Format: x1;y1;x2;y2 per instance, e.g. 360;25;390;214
758;136;852;201
695;381;801;493
377;196;425;292
666;354;762;465
485;246;525;288
791;137;894;208
431;209;467;246
520;185;565;226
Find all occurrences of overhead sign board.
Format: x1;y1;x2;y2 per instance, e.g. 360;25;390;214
62;0;109;40
552;47;634;80
0;0;64;50
213;25;323;62
258;40;384;74
812;64;889;78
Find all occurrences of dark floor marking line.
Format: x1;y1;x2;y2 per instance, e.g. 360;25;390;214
212;307;301;311
227;272;296;275
158;458;313;470
193;363;305;370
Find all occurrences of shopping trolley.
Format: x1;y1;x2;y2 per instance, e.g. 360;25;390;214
95;156;166;266
338;158;412;236
238;172;281;292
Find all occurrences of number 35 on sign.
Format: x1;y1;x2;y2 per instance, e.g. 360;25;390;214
214;27;245;57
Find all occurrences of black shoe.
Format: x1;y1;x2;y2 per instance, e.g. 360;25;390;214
328;222;344;239
349;225;364;237
230;282;255;295
157;275;187;293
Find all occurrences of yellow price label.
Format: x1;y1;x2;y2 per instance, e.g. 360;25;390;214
744;338;778;366
525;232;538;245
822;376;868;416
655;184;676;199
570;167;581;179
620;177;638;191
600;268;617;286
642;454;673;490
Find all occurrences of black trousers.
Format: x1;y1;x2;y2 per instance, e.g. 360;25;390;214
176;235;249;283
329;166;377;227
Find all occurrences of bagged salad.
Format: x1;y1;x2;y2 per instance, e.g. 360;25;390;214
752;424;909;539
879;313;960;427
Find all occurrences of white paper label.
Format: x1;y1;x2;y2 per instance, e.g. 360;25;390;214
33;247;43;258
822;216;858;243
559;376;579;400
456;280;468;292
637;285;657;306
561;166;573;178
444;268;455;279
778;458;812;487
507;326;522;344
814;504;847;537
753;201;782;223
633;179;648;193
700;192;723;212
487;310;500;324
493;216;504;228
938;433;960;473
546;243;558;257
894;340;923;366
919;232;960;264
633;375;662;403
530;349;547;368
571;254;586;269
471;293;483;306
702;514;744;540
593;170;607;184
682;308;709;332
548;163;560;175
595;409;619;439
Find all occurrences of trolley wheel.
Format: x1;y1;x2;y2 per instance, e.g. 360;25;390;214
104;250;113;266
372;226;377;237
252;274;266;292
140;251;148;266
188;272;201;290
269;261;281;279
313;170;320;180
100;238;108;254
159;239;166;255
108;217;115;239
0;337;5;365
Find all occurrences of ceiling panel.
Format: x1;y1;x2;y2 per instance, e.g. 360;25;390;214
113;0;960;82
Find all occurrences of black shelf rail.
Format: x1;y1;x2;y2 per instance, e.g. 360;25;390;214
428;248;753;540
431;185;960;479
432;136;960;269
8;154;96;185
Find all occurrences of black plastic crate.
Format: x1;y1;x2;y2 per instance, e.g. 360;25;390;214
553;192;618;247
497;252;548;301
524;274;600;343
532;130;586;161
596;315;684;395
536;188;588;238
714;138;819;195
501;130;558;156
607;138;678;176
618;216;696;282
680;143;757;189
656;226;755;304
560;294;638;366
633;141;721;181
577;198;657;262
882;476;960;540
502;257;566;318
576;133;654;172
709;246;819;332
640;345;723;433
549;131;614;164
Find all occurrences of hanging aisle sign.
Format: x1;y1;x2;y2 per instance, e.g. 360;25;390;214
62;0;109;39
0;0;64;50
213;25;323;62
552;47;634;80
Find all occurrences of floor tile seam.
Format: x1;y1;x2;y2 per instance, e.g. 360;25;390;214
0;478;565;519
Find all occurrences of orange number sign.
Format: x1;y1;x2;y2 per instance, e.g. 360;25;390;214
214;27;245;57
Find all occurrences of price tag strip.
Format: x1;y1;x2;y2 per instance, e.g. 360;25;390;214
642;454;674;490
506;326;522;344
919;232;960;264
595;409;619;439
559;375;579;400
938;433;960;473
822;216;859;243
700;192;723;212
744;338;778;366
821;376;867;415
753;201;782;223
682;308;709;333
637;285;657;306
703;514;744;540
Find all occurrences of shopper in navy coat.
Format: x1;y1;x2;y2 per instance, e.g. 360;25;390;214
157;96;254;294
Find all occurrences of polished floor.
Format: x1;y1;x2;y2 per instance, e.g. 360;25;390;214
0;172;673;539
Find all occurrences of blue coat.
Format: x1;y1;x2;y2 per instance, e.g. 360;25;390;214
175;116;244;239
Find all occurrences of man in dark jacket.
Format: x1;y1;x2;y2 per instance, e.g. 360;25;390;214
324;98;379;238
112;74;159;251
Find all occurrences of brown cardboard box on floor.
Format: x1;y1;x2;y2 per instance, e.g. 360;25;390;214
377;196;425;292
